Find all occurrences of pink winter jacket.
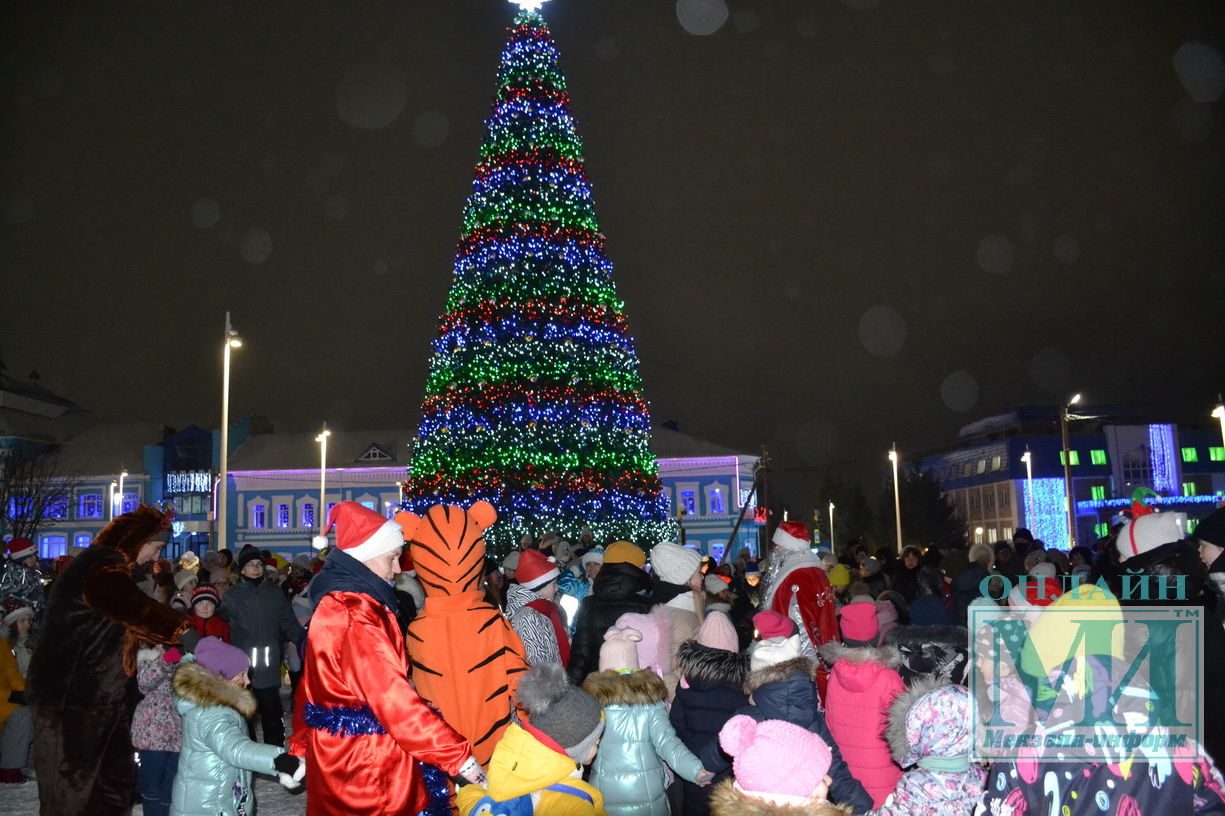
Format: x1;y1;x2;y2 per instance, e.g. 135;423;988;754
818;642;904;807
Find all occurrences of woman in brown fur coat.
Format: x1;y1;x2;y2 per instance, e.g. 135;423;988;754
28;505;198;815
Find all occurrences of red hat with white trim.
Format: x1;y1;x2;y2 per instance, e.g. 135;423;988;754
311;501;403;563
6;537;35;561
516;549;560;590
771;521;810;552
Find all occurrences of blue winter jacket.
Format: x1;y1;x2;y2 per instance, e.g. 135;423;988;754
698;655;873;815
169;659;282;816
670;641;749;816
582;669;706;816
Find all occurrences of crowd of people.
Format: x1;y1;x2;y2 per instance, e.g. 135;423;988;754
0;498;1224;815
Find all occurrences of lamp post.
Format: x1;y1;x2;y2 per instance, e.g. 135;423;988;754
218;312;242;551
888;445;903;554
1061;393;1081;548
117;469;128;516
108;480;118;521
315;423;331;533
828;500;836;553
1020;447;1034;532
1212;395;1225;451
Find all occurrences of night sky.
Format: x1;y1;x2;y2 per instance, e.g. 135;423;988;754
3;0;1223;506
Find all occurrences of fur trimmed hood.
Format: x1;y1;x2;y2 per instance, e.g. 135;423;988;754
581;668;669;705
709;778;852;816
137;646;164;665
677;639;750;688
884;677;974;766
746;656;816;694
817;640;900;668
172;660;257;718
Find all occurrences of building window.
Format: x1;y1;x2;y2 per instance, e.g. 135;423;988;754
1094;522;1109;538
1058;451;1081;466
961;462;972;477
360;501;375;511
277;504;290;528
970;493;982;512
977;459;987;475
74;534;92;547
1182;447;1199;463
708;488;725;515
78;494;103;519
39;535;67;558
1000;487;1010;507
326;503;337;520
985;492;996;511
1211;447;1225;462
1091;485;1106;501
301;503;315;528
120;493;139;514
1090;449;1107;465
47;497;68;519
1122;450;1152;486
991;456;1002;472
252;504;266;529
1183;482;1198;497
679;490;696;515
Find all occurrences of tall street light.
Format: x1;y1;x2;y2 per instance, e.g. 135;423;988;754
108;479;118;521
117;469;128;516
1212;395;1225;451
218;312;242;551
1020;447;1034;533
888;445;903;554
828;500;836;553
1061;393;1081;548
316;423;331;534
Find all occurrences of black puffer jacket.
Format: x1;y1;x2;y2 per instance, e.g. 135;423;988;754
566;562;651;685
670;641;748;816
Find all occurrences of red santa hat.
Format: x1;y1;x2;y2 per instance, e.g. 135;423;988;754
516;549;560;591
6;537;36;561
771;521;811;552
399;548;416;576
311;501;403;563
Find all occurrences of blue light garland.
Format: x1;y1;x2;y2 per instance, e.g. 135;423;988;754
1024;477;1071;550
1148;423;1179;495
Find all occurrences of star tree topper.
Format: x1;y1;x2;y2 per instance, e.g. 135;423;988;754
509;0;550;11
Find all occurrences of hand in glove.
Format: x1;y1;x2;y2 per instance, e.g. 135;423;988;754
455;755;487;788
274;753;306;790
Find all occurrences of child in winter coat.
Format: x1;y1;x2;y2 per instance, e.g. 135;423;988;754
582;626;713;816
671;612;750;816
869;682;983;816
170;637;302;816
710;715;850;816
818;630;904;806
457;663;606;816
133;645;184;816
700;628;875;815
185;585;230;642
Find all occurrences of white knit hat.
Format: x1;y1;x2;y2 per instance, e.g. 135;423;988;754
174;569;198;591
749;634;803;672
1115;512;1188;561
650;542;703;585
704;574;729;596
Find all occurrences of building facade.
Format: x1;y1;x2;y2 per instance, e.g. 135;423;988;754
921;406;1225;550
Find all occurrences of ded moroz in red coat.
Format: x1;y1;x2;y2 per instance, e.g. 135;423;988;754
288;546;473;816
762;522;840;699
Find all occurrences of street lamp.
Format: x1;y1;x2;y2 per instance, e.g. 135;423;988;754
1212;395;1225;451
975;525;985;544
1020;447;1034;532
888;445;903;554
828;500;836;553
218;312;242;551
1061;393;1081;548
108;479;118;521
316;423;331;534
117;469;128;516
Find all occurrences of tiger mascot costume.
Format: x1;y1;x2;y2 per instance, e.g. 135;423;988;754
396;502;529;766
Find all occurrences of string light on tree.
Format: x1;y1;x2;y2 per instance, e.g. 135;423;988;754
403;2;673;552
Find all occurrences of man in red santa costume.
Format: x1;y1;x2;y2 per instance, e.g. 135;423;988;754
288;501;486;815
760;520;839;696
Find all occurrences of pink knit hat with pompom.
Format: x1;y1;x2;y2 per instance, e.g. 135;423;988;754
599;627;642;672
615;607;672;679
719;715;833;803
697;610;739;653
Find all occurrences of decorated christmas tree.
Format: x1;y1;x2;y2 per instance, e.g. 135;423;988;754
403;1;674;552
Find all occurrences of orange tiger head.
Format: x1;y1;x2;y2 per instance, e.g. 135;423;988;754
395;502;497;597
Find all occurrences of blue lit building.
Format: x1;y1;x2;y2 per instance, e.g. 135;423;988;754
920;406;1225;550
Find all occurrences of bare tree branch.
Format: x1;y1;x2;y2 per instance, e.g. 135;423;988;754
0;447;85;542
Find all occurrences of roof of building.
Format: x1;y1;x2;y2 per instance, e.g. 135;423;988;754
228;429;414;471
649;426;746;458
